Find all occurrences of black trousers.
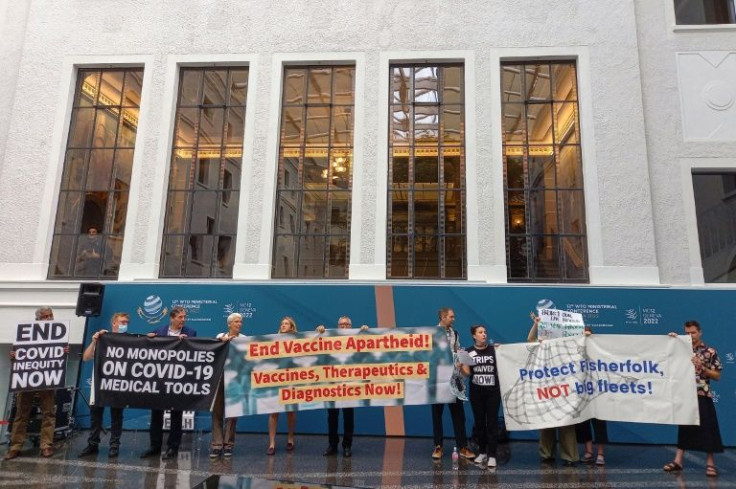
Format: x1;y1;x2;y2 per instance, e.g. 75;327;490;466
432;399;467;448
149;409;183;450
327;408;354;448
88;405;124;448
469;391;501;457
575;418;609;444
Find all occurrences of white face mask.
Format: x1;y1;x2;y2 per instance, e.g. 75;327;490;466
117;323;128;334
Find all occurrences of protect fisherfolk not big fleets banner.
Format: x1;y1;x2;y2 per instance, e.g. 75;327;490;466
224;327;455;417
496;334;699;430
93;334;228;411
10;321;70;392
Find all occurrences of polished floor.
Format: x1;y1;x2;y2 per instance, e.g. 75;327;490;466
0;430;734;488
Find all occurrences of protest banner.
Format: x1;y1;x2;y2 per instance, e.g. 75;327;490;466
93;334;228;411
224;327;455;417
538;308;585;340
496;334;698;430
10;321;69;392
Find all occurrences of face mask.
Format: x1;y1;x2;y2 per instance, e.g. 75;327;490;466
117;323;128;334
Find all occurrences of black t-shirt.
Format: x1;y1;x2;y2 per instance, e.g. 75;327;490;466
466;344;500;397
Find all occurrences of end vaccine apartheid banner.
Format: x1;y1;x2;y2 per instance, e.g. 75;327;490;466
496;334;699;430
10;321;70;391
93;334;228;411
225;327;456;417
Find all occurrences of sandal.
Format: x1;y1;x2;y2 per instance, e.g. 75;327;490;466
581;452;594;464
285;441;295;452
266;446;275;456
663;461;683;472
706;465;718;477
596;455;605;466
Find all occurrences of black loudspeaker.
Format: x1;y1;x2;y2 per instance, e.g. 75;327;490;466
76;282;105;317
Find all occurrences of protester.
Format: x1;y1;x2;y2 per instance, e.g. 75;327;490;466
4;307;64;460
78;312;130;458
267;316;298;455
76;226;103;276
140;306;197;460
663;320;723;477
459;325;501;469
210;312;244;460
431;307;474;461
576;326;608;465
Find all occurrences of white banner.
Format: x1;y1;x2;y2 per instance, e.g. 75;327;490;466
538;308;585;340
496;334;699;430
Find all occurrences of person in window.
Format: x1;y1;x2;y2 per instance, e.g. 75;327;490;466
266;317;298;455
78;312;130;458
76;226;103;276
663;320;723;478
459;324;501;469
209;312;245;460
316;316;369;458
140;307;197;460
4;307;65;460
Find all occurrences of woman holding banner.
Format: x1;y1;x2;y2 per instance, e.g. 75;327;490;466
460;325;501;469
210;312;245;460
266;317;298;455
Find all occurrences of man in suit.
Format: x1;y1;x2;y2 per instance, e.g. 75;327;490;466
140;306;197;460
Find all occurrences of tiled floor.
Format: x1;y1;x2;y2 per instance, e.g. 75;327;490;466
0;431;734;488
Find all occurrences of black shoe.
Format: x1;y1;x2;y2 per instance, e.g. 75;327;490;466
563;460;577;467
343;447;352;458
108;446;119;458
78;445;99;458
162;447;178;460
323;445;338;456
140;447;161;459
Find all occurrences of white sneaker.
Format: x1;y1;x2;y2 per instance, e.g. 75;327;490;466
487;456;497;468
474;453;487;464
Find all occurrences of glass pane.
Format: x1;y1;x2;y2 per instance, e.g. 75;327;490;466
117;108;138;147
507;191;526;234
92;110;119;148
99;71;124;106
561;236;587;280
331;105;353;146
215;235;235;277
273;234;298;278
444;190;463;234
414;199;438;230
308;67;332;104
391;67;412;105
415;105;439;144
169;155;194;190
558;145;584;188
392;156;409;185
501;65;522;103
54;192;83;234
164;191;193;233
329;192;350;234
223;157;241;190
415;156;438;184
529;155;555;190
198;107;224;147
414;66;438;103
113;149;134;186
75;231;104;277
87;149;115;190
388;235;409;278
281;106;303;146
75;71;99;107
225;106;245;147
190;191;218;234
81;193;107;233
301;191;327;234
390;105;412;144
554;102;579;145
303;154;329;188
327;235;348;276
502;103;526;144
552;63;578;101
529;190;558;235
390;193;409;234
298;236;325;278
203;70;227;105
284;68;306;105
122;70;143;107
532;236;560;280
524;64;551;101
505;155;524;189
110;192;129;234
102;235;123;277
442;105;463;144
559;190;586;235
180;70;202;105
414;234;438;278
526;104;553;145
692;172;736;282
48;235;76;278
279;151;300;189
174;108;199;149
442;66;463;104
61;150;88;190
196;156;218;189
186;235;214;277
305;106;330;145
329;152;351;190
161;235;186;277
444;235;465;279
218;191;239;234
507;236;529;279
229;69;248;105
443;155;462;188
333;67;355;105
69;108;95;147
275;192;300;234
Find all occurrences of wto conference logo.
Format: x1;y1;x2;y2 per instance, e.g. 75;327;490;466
625;309;638;321
137;295;168;324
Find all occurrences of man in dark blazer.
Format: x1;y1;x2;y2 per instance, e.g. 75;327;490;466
140;306;197;460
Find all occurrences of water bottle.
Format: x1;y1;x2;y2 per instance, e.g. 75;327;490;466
451;446;459;470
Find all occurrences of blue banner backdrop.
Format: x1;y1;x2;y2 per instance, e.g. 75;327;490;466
75;283;736;446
